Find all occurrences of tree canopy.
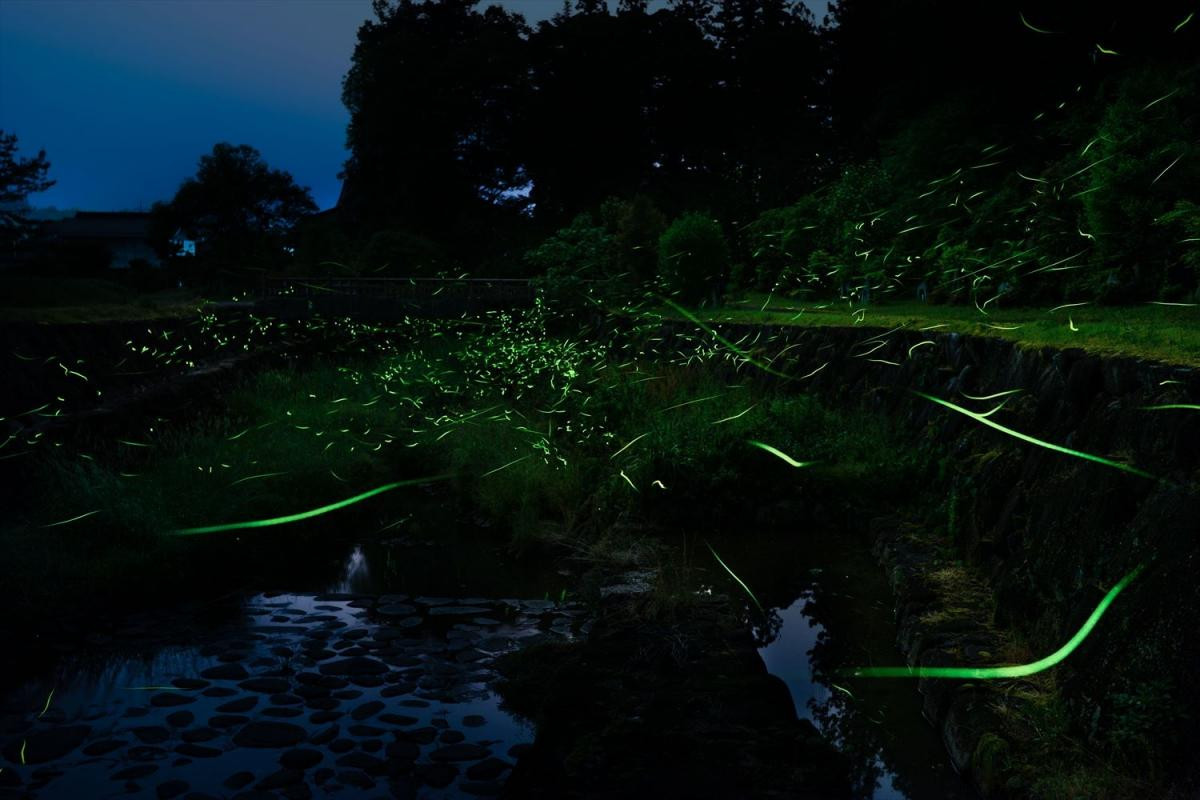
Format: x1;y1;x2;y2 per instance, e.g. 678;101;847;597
0;130;55;249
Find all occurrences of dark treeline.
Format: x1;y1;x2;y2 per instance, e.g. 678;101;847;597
308;0;1199;304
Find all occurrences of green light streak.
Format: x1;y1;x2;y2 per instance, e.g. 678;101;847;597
707;542;763;614
658;298;795;380
40;510;101;528
848;564;1143;678
1141;404;1200;411
914;391;1158;481
747;440;817;468
171;476;450;535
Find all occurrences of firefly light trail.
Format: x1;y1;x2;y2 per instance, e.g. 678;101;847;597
171;476;450;535
848;564;1144;678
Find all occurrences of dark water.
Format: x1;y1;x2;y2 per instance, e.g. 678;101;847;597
702;531;976;800
2;522;968;799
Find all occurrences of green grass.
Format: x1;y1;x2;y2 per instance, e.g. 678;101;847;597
663;293;1200;367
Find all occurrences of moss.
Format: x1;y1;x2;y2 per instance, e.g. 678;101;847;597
970;732;1011;795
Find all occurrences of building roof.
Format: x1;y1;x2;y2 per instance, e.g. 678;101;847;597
53;211;152;240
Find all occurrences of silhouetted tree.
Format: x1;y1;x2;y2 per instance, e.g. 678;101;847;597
150;143;316;275
0;131;55;250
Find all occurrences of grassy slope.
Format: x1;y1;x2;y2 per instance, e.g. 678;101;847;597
0;275;204;322
677;293;1200;368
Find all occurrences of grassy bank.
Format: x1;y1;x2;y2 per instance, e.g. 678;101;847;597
667;294;1200;367
1;304;915;634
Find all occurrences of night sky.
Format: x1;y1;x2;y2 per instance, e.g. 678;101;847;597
1;0;830;213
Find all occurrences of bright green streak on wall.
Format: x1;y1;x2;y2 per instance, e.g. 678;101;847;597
171;475;451;535
915;391;1158;480
849;564;1144;679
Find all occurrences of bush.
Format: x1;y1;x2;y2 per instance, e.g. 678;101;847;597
360;228;446;276
657;212;729;307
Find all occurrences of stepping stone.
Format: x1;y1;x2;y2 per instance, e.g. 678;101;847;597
175;743;221;758
335;752;385;773
378;713;419;726
181;727;219;743
83;739;126;756
439;730;464;744
318;657;387;676
127;745;168;760
200;664;248;680
415;763;457;788
376;603;417;618
232;722;307;748
209;715;249;729
350;700;384;721
386;740;420;761
308;724;339;746
151;693;194;707
348;725;385;737
166;711;194;728
240;678;290;694
202;687;237;698
223;771;254;790
255;768;303;790
329;738;355;754
462;714;486;728
461;781;503;797
133;726;170;744
217;697;258;713
427;606;491;617
171;678;209;690
336;769;375;789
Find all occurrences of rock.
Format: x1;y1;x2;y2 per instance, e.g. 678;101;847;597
376;603;417;618
385;741;419;761
255;768;303;790
269;693;304;706
378;713;419;726
222;771;254;790
507;743;533;759
171;678;209;690
309;724;339;745
83;738;126;756
127;745;168;760
329;738;355;754
200;664;248;681
2;725;90;764
308;710;342;724
318;657;387;676
461;781;503;796
156;778;189;798
430;742;490;762
461;714;486;728
217;697;258;713
280;748;323;770
428;606;492;617
438;730;465;744
466;757;512;780
240;678;290;694
201;687;237;698
133;726;171;744
350;700;384;721
348;724;385;737
335;752;386;773
175;743;222;758
151;693;195;707
232;722;307;748
166;711;194;728
181;727;219;743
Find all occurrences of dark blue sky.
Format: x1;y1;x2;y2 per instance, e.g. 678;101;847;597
1;0;828;212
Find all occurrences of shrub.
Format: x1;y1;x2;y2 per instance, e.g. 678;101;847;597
657;212;729;307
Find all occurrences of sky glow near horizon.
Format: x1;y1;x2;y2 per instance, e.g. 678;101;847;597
0;0;830;214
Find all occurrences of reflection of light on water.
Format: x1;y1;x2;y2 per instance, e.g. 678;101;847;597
757;595;908;800
332;543;369;592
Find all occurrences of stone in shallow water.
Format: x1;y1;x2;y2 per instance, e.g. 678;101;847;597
329;738;355;754
318;657;387;676
83;738;126;756
309;723;339;745
217;696;258;713
262;707;304;718
2;725;90;764
350;700;384;721
428;606;492;617
156;777;190;798
127;745;168;761
415;762;457;788
232;721;307;748
376;603;417;618
175;743;221;759
200;664;248;681
166;711;194;728
438;730;464;744
171;678;209;690
378;713;419;726
240;678;290;694
336;751;386;773
462;714;486;728
202;687;237;698
209;715;250;729
386;740;420;761
348;724;385;737
255;767;304;790
337;769;375;789
150;693;194;707
461;781;504;797
133;726;170;744
181;727;219;743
